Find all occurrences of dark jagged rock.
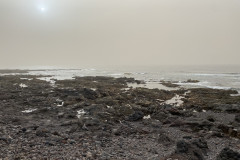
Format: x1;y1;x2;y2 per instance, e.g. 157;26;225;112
0;74;239;159
176;140;190;153
191;138;208;153
160;80;180;88
158;132;173;145
81;88;99;100
127;111;144;121
186;79;200;83
216;148;240;160
172;138;208;160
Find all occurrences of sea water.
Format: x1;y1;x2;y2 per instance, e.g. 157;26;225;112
1;65;239;93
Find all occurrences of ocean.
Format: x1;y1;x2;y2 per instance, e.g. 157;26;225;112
1;65;240;93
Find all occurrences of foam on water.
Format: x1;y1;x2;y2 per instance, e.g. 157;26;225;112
1;66;239;92
192;73;240;77
108;73;124;76
230;93;240;97
175;81;232;90
22;109;37;113
20;78;33;80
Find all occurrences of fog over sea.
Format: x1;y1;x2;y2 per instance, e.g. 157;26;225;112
1;65;240;93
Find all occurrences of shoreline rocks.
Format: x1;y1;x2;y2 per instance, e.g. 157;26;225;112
0;75;240;159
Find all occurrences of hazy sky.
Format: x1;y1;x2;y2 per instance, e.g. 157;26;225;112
0;0;240;68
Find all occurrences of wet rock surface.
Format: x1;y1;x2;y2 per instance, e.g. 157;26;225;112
0;75;240;159
160;80;180;88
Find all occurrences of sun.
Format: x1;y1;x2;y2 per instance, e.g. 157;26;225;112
41;8;45;11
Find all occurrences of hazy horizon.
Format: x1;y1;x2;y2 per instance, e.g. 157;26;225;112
1;0;240;68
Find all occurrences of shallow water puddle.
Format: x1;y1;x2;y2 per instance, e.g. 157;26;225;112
162;94;184;107
161;91;190;107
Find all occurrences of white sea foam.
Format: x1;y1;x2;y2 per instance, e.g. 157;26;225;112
37;77;56;86
191;73;240;77
56;98;62;102
77;109;86;118
175;81;209;86
230;93;240;97
175;81;232;90
106;105;112;109
1;67;239;92
57;102;64;107
143;115;151;119
108;73;124;76
22;109;37;113
19;83;28;88
20;78;33;80
135;72;146;75
184;90;191;95
207;86;231;90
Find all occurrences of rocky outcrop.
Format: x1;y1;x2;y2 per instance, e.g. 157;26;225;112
0;75;239;159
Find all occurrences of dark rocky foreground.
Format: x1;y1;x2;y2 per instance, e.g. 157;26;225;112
0;75;240;160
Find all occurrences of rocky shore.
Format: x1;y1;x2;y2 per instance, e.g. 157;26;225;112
0;75;240;159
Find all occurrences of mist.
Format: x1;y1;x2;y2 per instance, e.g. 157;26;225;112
0;0;240;68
